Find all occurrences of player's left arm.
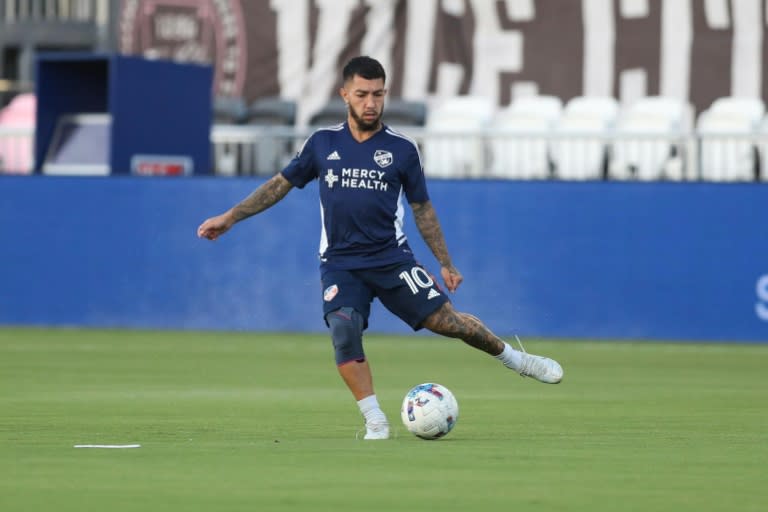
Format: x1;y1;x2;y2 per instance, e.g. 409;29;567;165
410;200;463;293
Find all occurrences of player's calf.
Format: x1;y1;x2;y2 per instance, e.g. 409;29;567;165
422;303;505;356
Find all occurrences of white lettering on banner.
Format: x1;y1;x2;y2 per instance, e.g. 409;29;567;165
508;0;536;21
660;0;691;101
620;0;649;18
469;0;523;100
704;0;730;29
620;68;647;105
270;0;309;100
755;275;768;321
731;0;762;99
121;0;768;121
271;0;358;124
402;0;438;100
362;0;395;77
582;0;615;97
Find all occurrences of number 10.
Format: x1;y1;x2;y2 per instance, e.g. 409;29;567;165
398;267;435;295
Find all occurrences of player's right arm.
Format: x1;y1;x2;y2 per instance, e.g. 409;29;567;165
197;173;294;240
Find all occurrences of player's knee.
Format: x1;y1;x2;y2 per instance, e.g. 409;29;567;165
326;307;365;365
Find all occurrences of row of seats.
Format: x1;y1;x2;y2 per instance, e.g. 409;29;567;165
215;93;768;181
424;95;765;181
214;95;427;127
3;91;767;180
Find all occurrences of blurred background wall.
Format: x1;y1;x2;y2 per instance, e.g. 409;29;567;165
2;175;768;342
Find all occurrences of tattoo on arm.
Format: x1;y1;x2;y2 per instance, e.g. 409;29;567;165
410;201;452;267
231;174;293;222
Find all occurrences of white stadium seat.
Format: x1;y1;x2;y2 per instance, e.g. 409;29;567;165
489;95;562;179
609;96;690;181
708;97;765;126
697;97;764;181
551;96;618;180
423;96;494;178
505;95;563;121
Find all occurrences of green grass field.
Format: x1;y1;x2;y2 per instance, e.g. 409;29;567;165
1;328;766;512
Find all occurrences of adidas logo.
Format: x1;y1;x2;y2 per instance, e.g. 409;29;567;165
326;150;341;160
427;288;441;300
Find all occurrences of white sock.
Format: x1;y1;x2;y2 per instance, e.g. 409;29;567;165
494;342;524;371
357;395;387;424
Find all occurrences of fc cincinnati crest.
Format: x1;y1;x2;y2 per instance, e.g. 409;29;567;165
373;150;393;168
323;284;339;302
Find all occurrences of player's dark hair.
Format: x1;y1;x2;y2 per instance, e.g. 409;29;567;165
342;56;386;84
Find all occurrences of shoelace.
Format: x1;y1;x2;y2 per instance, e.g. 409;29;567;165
514;334;527;353
514;334;532;378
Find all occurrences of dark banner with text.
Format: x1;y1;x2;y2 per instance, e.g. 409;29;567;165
119;0;768;124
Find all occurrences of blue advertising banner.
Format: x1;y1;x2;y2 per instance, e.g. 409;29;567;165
1;176;767;342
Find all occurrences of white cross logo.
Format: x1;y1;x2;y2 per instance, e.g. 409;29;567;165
324;169;339;188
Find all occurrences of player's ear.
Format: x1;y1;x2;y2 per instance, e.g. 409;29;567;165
339;88;348;105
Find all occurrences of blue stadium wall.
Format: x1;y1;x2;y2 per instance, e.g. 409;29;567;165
2;176;768;342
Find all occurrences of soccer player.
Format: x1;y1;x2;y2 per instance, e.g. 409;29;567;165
197;56;563;440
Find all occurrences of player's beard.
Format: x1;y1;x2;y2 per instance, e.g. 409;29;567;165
349;105;384;132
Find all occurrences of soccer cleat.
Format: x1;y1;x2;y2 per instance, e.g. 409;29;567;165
363;420;390;440
518;352;564;384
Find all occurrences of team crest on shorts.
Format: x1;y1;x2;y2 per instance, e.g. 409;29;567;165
323;284;339;302
373;150;393;168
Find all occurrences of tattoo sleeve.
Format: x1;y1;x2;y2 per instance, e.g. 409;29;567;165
422;304;504;355
231;173;293;222
410;201;452;267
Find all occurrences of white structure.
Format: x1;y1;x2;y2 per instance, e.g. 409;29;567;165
422;95;494;178
697;97;765;181
488;95;562;179
550;96;619;180
609;96;691;181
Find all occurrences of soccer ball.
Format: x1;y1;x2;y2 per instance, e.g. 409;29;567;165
400;382;459;440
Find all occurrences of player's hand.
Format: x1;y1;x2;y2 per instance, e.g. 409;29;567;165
441;265;463;293
197;212;235;240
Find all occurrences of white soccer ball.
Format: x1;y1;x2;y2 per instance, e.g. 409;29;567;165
400;382;459;440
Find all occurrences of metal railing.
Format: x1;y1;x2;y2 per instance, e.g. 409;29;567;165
0;0;107;22
208;126;768;182
2;124;768;182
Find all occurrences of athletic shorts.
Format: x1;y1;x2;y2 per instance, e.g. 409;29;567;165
321;261;450;330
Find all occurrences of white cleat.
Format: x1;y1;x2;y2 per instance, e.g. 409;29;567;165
518;353;564;384
363;421;390;440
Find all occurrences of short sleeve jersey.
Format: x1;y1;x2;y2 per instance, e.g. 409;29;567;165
281;122;429;271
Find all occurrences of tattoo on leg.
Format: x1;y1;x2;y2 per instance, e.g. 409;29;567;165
424;305;504;356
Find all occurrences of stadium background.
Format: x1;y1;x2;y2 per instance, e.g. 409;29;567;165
1;0;768;342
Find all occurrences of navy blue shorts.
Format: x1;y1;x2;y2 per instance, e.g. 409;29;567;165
321;261;450;330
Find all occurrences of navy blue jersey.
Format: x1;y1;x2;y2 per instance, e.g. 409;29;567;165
281;122;429;271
